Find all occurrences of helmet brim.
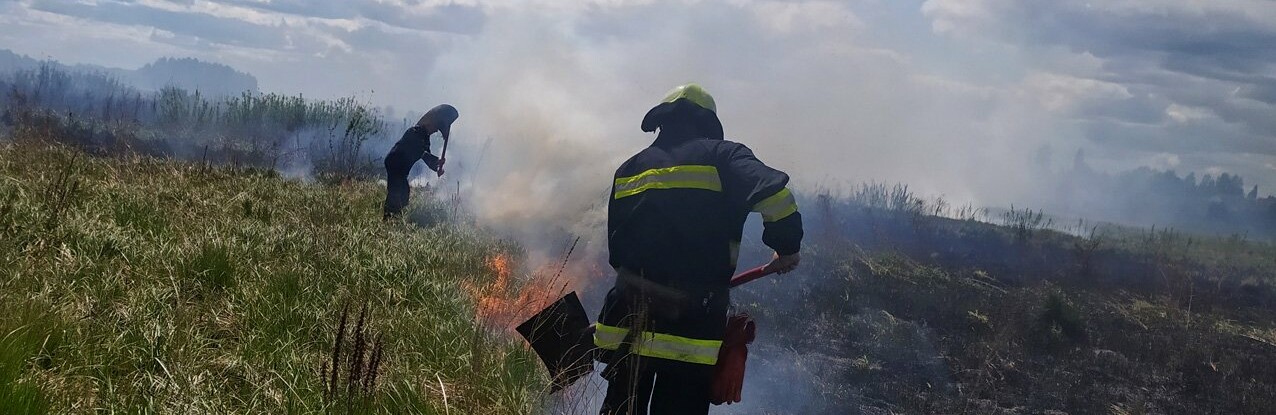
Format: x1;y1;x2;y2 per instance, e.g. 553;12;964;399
641;100;723;140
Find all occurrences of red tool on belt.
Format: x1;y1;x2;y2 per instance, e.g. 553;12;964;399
710;265;775;405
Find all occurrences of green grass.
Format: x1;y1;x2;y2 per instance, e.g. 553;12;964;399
0;142;547;413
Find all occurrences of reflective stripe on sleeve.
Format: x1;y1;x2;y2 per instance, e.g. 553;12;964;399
752;187;798;222
614;165;722;199
593;323;722;365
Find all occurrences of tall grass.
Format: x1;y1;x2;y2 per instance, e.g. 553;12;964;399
2;64;395;181
1000;205;1053;243
0;141;546;413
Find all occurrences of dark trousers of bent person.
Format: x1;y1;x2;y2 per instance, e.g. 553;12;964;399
383;157;413;219
601;357;713;415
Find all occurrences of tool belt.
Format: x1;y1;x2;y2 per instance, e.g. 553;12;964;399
614;267;715;321
601;268;723;382
605;268;755;406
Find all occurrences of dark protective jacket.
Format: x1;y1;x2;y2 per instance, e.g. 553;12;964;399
385;126;441;174
383;126;443;218
595;129;803;366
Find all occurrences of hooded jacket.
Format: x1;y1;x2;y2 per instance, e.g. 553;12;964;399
385;126;441;173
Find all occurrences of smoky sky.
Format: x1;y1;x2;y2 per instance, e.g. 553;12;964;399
3;0;1275;213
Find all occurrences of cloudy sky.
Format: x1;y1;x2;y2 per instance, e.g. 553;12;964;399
3;0;1275;215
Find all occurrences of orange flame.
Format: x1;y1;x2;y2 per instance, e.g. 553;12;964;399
470;253;572;330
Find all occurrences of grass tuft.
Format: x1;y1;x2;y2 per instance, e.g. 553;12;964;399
188;242;237;291
0;302;64;414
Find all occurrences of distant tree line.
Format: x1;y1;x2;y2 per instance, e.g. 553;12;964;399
1050;150;1275;238
130;57;258;96
0;64;401;182
0;49;257;97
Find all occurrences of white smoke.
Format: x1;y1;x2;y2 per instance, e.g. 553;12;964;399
419;0;1070;234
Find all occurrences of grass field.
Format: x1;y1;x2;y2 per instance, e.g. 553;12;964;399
6;130;1276;414
0;140;547;413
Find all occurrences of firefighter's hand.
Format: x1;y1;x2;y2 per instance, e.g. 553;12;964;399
764;252;801;275
435;158;446;177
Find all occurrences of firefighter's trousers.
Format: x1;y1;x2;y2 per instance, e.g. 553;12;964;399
601;356;713;415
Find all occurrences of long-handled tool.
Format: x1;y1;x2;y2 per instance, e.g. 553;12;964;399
730;265;773;288
435;136;449;176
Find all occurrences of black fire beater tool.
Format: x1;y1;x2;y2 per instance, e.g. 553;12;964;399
517;265;775;392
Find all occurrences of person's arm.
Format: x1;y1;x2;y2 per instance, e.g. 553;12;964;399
421;152;441;172
721;143;803;273
406;126;443;174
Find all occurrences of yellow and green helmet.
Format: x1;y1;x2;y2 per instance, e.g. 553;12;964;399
660;83;716;113
641;83;724;139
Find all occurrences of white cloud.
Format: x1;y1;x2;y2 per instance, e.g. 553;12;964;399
1165;103;1215;124
1021;72;1132;113
1149;152;1181;169
917;0;1276;195
746;0;863;34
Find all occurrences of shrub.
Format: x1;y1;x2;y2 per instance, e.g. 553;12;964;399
1028;291;1087;351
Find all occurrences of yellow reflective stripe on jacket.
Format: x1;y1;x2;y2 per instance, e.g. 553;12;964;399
752;187;798;222
613;165;722;199
593;323;722;365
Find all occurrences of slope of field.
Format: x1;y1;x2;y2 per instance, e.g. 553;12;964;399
0;141;545;413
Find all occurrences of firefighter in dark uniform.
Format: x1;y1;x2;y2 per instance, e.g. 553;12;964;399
383;104;458;218
596;84;803;414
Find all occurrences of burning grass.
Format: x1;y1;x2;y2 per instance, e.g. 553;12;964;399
470;251;576;331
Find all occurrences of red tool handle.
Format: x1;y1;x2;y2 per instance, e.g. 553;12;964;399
729;265;774;288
